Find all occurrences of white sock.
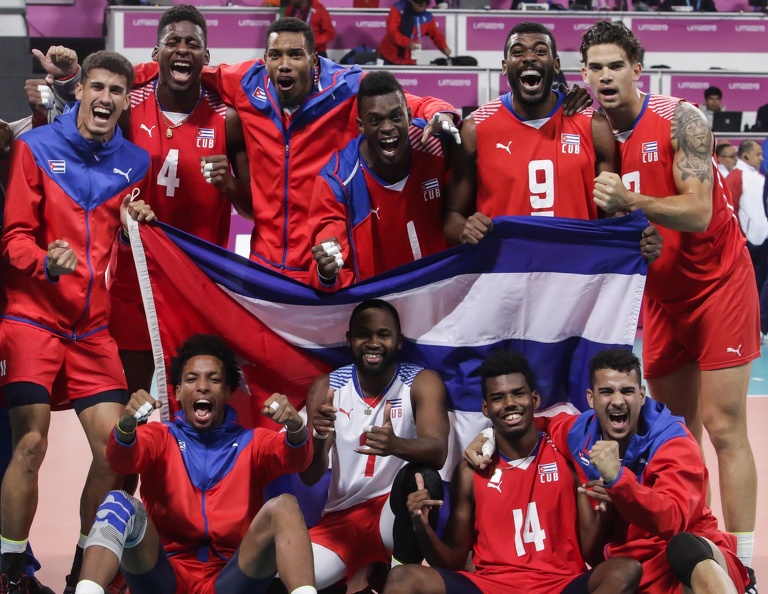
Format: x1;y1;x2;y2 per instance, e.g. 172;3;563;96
290;587;317;594
0;536;28;555
77;534;89;549
733;531;754;567
74;580;105;594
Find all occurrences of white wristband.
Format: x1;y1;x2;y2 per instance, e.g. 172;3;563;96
312;428;329;440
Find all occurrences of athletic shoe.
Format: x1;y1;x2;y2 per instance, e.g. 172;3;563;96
746;566;758;594
0;570;55;594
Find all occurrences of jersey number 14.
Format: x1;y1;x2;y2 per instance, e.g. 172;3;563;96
512;502;546;556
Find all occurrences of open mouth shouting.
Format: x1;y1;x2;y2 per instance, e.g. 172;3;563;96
378;136;401;159
91;104;114;126
607;409;629;433
192;399;214;424
170;60;193;84
519;69;544;93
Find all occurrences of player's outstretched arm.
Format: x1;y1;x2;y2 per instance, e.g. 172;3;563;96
411;462;475;570
299;375;336;486
593;102;714;232
116;390;160;444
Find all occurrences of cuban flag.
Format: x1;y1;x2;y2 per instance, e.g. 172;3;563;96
561;133;581;146
48;160;66;173
128;211;648;483
196;128;215;140
642;141;658;154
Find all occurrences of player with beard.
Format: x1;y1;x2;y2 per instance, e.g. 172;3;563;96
580;22;758;589
384;351;642;594
308;71;450;290
445;21;619;245
300;299;449;591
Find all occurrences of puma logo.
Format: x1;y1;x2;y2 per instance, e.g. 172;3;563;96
113;167;132;182
726;345;742;357
496;141;512;154
370;207;381;220
487;468;503;493
140;124;156;137
338;407;353;421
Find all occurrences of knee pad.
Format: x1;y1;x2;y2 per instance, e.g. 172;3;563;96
666;532;714;589
86;490;148;560
390;464;444;564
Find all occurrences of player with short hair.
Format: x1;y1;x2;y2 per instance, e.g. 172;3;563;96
385;350;642;594
301;299;449;590
108;3;252;400
73;334;316;594
465;348;749;594
308;71;450;289
446;22;612;243
580;21;759;585
0;50;155;593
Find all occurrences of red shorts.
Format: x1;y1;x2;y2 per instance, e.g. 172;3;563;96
0;321;127;410
109;291;151;351
309;494;391;579
643;249;760;378
168;555;225;594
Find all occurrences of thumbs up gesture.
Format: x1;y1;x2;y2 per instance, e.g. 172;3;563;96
311;387;337;438
355;401;398;457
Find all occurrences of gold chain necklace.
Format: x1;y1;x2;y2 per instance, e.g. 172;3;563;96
154;81;203;139
356;368;393;415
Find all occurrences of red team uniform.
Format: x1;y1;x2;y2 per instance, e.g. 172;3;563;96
462;432;588;594
109;81;231;351
542;404;748;594
472;92;598;220
132;58;455;281
0;105;149;409
308;120;449;289
106;407;312;594
616;94;759;377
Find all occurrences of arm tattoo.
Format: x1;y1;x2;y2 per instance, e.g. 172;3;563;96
671;102;713;184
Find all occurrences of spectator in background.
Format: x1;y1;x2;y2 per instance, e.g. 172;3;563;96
698;86;724;126
285;0;335;58
660;0;717;10
716;142;737;179
378;0;451;66
727;140;768;344
753;101;768;132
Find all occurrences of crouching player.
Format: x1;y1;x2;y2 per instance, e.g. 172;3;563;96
73;334;317;594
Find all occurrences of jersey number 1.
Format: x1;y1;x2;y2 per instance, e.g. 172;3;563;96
359;433;375;477
512;502;546;556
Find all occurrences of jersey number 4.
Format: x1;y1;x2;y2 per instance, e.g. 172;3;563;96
512;502;546;556
157;149;181;197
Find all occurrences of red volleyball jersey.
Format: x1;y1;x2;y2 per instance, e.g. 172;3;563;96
473;93;598;221
129;82;231;246
465;432;587;594
615;94;745;303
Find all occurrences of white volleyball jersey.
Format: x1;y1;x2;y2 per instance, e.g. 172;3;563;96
323;362;421;514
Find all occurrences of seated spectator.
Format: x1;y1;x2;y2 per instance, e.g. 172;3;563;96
698;86;724;125
716;142;737;179
285;0;335;58
378;0;451;65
